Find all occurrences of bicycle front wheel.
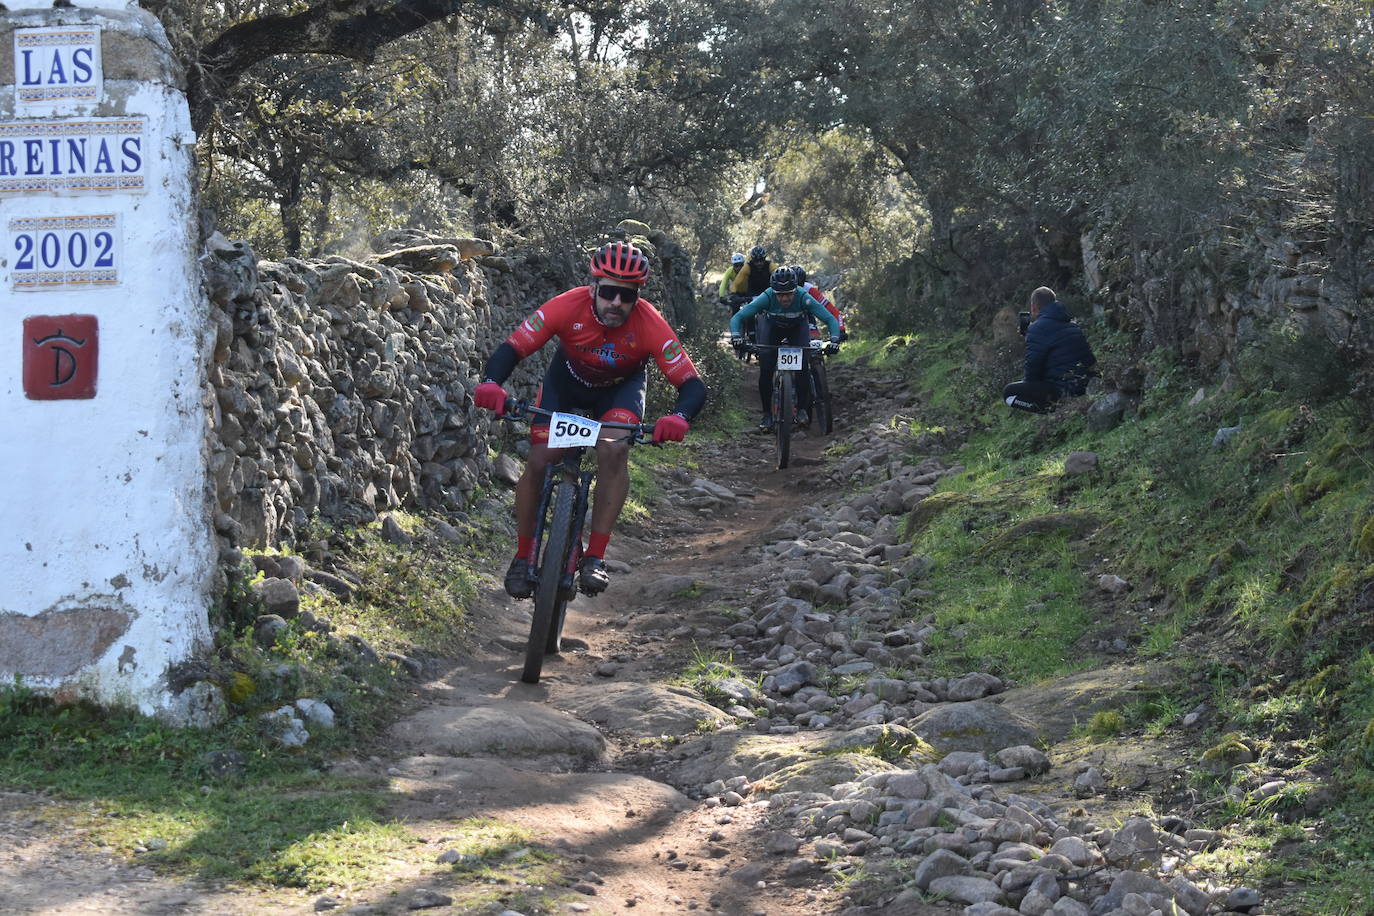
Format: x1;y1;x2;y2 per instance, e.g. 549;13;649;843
774;372;792;470
524;479;577;684
811;358;833;435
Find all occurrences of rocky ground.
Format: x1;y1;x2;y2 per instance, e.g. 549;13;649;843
0;359;1278;916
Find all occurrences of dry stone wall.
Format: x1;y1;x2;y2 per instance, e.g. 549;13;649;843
200;224;689;572
1081;224;1374;371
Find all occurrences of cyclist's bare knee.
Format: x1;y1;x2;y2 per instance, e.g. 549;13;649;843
522;442;563;480
595;439;630;471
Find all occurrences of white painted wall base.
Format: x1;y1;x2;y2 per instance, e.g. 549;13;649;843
0;4;217;722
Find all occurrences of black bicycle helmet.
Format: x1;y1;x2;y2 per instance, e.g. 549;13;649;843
769;266;797;292
749;245;766;260
789;265;807;284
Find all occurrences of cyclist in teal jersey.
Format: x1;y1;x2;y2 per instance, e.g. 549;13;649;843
730;267;840;430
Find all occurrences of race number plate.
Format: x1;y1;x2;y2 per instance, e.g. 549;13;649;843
547;412;602;448
777;347;803;371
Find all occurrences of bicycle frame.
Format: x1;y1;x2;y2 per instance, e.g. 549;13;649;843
499;399;653;682
529;454;593;598
747;342;823;469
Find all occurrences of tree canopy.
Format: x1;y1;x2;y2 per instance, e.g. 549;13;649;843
153;0;1374;355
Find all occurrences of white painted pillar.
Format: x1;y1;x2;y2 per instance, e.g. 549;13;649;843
0;1;216;721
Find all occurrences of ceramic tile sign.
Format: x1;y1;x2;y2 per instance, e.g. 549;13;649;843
8;213;121;290
0;117;148;194
22;313;98;399
14;26;101;115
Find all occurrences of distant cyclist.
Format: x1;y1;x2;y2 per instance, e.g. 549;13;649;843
730;266;840;431
732;245;772;298
718;252;745;303
790;265;848;342
474;242;708;597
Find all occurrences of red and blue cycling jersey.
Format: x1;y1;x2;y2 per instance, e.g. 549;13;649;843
507;286;700;388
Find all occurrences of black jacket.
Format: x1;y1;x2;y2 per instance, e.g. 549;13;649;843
744;257;771;296
1024;301;1096;395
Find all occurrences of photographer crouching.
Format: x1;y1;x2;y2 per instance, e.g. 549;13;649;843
1003;286;1097;413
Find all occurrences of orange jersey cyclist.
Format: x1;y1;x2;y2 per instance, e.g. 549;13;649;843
474;241;708;598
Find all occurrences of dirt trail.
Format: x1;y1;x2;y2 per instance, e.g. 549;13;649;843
0;364;871;916
368;366;857;916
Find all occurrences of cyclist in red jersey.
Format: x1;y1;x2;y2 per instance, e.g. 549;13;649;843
474;242;708;597
791;265;847;340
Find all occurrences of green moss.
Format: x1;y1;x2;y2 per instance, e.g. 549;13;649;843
904;491;969;539
1287;563;1363;635
1292;466;1339;506
1251;406;1299;441
1298;665;1341;699
222;671;257;705
1202;732;1256;768
1326;439;1355;463
1253;487;1290;524
1086;710;1124;738
1354;516;1374;559
979;511;1099;553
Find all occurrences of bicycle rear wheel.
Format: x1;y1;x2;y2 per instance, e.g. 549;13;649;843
774;372;792;469
811;358;833;435
524;479;576;684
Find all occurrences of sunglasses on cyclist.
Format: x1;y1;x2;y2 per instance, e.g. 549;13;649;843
596;284;639;304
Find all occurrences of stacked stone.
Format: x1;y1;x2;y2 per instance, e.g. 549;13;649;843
199;226;689;569
1079;222;1374;373
202;234;506;553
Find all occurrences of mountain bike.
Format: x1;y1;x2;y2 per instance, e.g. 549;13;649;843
806;338;834;435
747;341;830;470
500;399;656;684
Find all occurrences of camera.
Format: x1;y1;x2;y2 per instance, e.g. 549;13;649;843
1017;311;1032;336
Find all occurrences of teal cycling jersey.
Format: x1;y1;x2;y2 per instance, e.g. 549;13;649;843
730;287;841;341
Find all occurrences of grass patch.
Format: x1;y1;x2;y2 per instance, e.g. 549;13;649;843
673;645;759;708
911;512;1094;682
0;501;535;892
0;683;396;890
871;325;1374;905
0;681;562;896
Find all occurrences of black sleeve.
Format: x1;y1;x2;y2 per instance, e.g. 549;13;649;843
670;376;708;422
481;342;520;384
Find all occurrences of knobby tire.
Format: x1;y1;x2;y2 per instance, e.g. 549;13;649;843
812;358;833;435
775;372;792;469
524;479;577;684
545;541;577;655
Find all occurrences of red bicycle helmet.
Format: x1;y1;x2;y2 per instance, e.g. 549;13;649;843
590;241;650;284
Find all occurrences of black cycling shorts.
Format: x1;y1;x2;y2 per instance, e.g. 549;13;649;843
530;350;646;444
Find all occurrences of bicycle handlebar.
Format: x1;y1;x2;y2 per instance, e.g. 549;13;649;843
499;398;660;445
738;341;836;356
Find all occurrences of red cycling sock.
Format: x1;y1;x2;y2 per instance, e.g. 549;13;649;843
516;535;535;560
585;531;611;559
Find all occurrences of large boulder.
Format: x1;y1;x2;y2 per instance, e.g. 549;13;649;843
908;701;1041;755
558;683;732;739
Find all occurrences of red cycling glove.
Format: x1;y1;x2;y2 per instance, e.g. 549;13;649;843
653;414;690;444
474;381;507;415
